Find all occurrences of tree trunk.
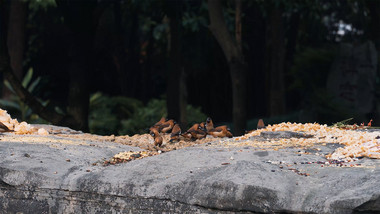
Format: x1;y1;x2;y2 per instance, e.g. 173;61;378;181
284;11;300;111
2;0;27;99
208;0;247;135
66;37;90;132
265;6;286;116
6;0;26;80
166;0;182;124
235;0;242;52
179;68;187;127
230;59;247;135
57;0;98;131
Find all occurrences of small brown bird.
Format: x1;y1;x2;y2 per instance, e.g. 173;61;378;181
153;117;166;127
154;135;163;147
0;122;12;133
206;117;214;132
150;128;163;147
169;124;181;143
208;126;233;138
159;119;175;133
149;117;166;134
199;122;206;131
190;128;207;140
257;119;265;129
188;123;200;132
181;123;200;139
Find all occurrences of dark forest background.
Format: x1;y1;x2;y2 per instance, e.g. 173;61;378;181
0;0;379;136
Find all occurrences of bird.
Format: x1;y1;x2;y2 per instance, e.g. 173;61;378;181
188;123;200;132
169;124;181;143
205;117;214;132
149;117;166;134
199;122;206;131
190;128;207;140
150;128;163;147
182;123;208;140
0;122;12;133
208;125;233;138
158;119;175;133
181;123;200;139
257;119;265;129
154;135;163;147
153;117;166;127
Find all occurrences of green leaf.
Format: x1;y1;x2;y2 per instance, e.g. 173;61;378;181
4;80;15;94
22;68;33;88
0;99;20;110
28;76;41;93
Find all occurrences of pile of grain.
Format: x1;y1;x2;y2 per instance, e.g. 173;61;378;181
236;122;380;161
0;109;49;135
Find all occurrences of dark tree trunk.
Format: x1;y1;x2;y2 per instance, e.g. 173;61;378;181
285;11;300;111
230;59;247;135
57;0;98;131
6;0;26;80
265;5;286;117
2;0;27;99
126;10;140;98
166;0;183;124
112;0;127;96
66;37;90;131
208;0;247;135
179;68;187;126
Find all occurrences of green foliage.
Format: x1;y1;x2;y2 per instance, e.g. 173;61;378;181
28;0;56;11
185;104;207;128
331;117;354;128
88;92;143;135
118;99;166;135
182;3;208;33
0;68;48;123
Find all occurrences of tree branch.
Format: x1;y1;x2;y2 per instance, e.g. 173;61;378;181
208;0;241;62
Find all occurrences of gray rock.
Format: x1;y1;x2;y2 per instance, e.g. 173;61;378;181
260;131;313;139
0;131;379;213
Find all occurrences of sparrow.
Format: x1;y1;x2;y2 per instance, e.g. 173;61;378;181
0;122;12;132
150;128;163;147
206;117;214;132
169;124;181;143
257;119;265;129
208;126;233;138
159;119;176;133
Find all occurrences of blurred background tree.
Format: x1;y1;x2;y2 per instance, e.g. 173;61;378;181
0;0;378;135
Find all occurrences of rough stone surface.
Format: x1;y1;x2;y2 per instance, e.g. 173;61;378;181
260;131;314;139
0;127;379;214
